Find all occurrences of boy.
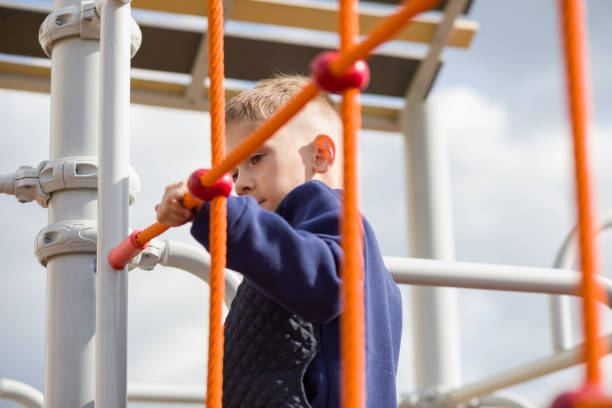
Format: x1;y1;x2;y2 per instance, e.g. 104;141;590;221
156;75;402;407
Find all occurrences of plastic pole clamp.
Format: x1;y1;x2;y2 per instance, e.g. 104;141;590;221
187;169;233;201
108;230;148;270
309;50;370;94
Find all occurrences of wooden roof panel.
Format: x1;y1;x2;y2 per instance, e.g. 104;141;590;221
132;26;202;73
0;7;46;59
0;60;401;131
131;0;474;17
0;6;441;98
133;26;435;97
224;36;428;97
376;0;474;12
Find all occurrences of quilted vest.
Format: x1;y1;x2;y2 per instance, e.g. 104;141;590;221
223;281;320;407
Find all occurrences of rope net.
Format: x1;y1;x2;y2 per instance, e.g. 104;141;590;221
107;0;611;405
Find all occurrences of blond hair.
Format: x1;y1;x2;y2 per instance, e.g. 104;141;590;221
226;74;340;127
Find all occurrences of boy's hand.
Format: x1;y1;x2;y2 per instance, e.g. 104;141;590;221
156;181;196;226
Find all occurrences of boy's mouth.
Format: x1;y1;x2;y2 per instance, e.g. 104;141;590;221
258;200;266;206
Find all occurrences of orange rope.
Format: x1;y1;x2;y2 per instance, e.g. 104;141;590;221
558;0;608;387
206;0;227;403
135;193;202;246
135;222;170;246
338;0;365;406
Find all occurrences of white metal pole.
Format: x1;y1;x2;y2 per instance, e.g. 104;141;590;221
385;257;612;303
127;383;206;403
549;210;612;351
550;229;578;351
444;334;612;405
96;0;132;406
159;240;242;305
401;101;461;390
477;392;538;408
44;0;99;406
0;379;44;408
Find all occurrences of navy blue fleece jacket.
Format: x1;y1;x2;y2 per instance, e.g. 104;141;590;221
190;180;402;407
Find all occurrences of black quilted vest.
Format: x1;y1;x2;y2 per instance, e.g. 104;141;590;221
223;280;320;407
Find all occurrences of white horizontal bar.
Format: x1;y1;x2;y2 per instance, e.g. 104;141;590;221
386;257;612;305
0;378;44;408
127;383;204;403
478;392;537;408
444;334;612;405
159;239;242;305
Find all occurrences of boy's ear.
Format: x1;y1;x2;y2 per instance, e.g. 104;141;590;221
313;134;336;173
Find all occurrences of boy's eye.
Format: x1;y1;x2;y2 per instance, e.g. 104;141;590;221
249;153;263;165
231;170;238;182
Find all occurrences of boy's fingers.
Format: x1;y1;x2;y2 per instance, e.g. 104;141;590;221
170;198;194;218
168;212;193;226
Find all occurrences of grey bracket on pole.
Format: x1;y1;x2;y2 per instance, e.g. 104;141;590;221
13;162;50;207
399;385;453;408
0;157;141;208
34;225;241;306
35;220;98;266
38;1;141;58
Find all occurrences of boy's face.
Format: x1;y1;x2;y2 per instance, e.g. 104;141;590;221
227;120;315;211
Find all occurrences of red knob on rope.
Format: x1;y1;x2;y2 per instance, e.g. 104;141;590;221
108;230;148;270
188;168;233;201
310;51;370;94
551;386;612;408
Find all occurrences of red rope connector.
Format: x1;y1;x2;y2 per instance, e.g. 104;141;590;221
551;384;612;408
188;168;233;201
108;230;148;270
310;51;370;94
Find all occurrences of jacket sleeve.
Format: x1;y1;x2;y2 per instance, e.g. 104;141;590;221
190;183;342;323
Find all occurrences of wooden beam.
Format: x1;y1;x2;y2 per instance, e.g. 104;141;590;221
405;0;471;101
184;0;236;104
0;60;399;131
131;0;478;48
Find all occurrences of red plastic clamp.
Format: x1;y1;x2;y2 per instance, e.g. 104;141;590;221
108;230;148;270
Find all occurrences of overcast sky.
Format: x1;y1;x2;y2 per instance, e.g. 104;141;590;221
2;1;612;407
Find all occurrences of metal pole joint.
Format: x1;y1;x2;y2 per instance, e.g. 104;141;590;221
39;2;142;58
14;162;50;207
35;220;98;266
1;157;141;208
129;238;163;270
399;386;458;408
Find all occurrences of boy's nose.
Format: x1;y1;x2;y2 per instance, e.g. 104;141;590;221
235;175;254;196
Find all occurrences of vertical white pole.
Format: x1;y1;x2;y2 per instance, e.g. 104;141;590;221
44;0;99;406
97;0;131;406
401;101;462;391
550;235;577;351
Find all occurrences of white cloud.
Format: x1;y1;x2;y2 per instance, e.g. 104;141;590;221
424;85;612;406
